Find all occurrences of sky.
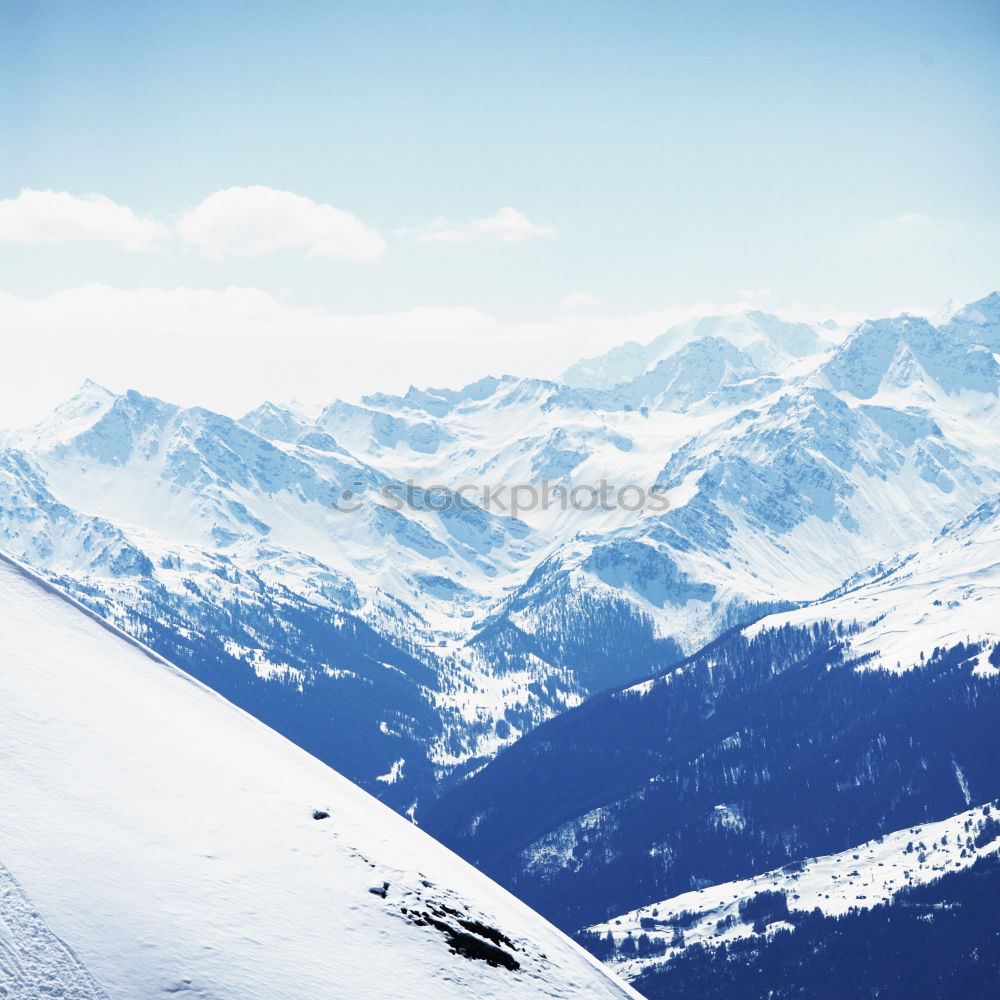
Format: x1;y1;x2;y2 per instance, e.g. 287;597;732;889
1;0;998;426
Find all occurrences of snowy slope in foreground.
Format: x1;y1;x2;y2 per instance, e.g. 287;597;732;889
588;801;1000;981
0;554;638;1000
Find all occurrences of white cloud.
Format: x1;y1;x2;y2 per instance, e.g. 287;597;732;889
0;188;548;259
737;286;773;301
0;285;847;430
394;216;468;243
894;211;933;226
562;291;599;307
0;189;166;249
868;211;937;242
476;207;555;242
397;206;555;244
177;185;386;261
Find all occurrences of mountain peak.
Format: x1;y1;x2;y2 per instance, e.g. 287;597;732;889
560;310;832;389
240;401;311;443
79;376;113;395
617;336;763;410
7;378;119;451
821;313;999;399
942;290;1000;351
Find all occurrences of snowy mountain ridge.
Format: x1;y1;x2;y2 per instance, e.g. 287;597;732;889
1;294;998;812
560;310;837;388
740;490;1000;674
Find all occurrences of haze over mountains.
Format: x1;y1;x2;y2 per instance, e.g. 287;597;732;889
560;310;835;388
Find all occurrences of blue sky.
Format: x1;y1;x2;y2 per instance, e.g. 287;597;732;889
0;0;998;421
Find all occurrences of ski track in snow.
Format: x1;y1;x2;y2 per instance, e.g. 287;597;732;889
0;863;110;1000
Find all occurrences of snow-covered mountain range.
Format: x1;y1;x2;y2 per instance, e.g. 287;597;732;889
0;551;639;1000
0;293;998;820
422;489;1000;994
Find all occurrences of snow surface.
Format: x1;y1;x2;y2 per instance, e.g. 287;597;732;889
589;801;1000;980
743;492;1000;673
0;552;639;1000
